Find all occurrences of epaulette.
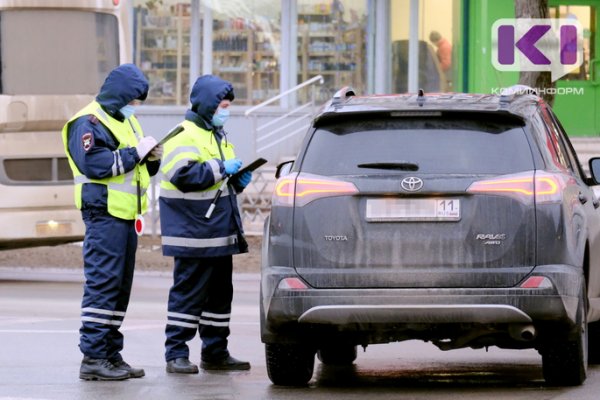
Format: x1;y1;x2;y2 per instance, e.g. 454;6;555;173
88;115;99;125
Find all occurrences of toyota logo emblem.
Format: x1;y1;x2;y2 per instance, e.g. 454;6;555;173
401;177;423;192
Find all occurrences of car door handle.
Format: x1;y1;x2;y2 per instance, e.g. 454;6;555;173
579;192;588;204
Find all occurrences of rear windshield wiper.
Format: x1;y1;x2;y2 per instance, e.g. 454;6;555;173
357;161;419;171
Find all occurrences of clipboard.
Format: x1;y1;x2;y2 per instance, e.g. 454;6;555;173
140;124;184;164
230;157;268;180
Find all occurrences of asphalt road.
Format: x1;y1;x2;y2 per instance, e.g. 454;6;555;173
1;268;600;400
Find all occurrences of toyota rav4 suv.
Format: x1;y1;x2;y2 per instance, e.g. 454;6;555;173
260;86;600;387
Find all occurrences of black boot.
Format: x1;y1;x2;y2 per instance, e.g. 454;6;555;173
200;355;250;371
79;357;130;381
166;358;199;374
111;359;145;378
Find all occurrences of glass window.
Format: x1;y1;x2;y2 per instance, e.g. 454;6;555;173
210;1;282;105
0;10;118;95
390;0;458;94
134;1;191;105
540;107;572;172
297;1;367;99
2;157;72;183
301;116;533;176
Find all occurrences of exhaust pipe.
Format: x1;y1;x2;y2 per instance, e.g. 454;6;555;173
509;324;536;341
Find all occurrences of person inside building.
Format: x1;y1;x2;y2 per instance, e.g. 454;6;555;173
429;30;453;90
62;63;163;381
159;74;252;374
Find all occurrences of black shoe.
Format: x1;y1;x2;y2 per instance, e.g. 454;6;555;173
166;358;199;374
79;357;130;381
200;355;251;371
111;359;145;378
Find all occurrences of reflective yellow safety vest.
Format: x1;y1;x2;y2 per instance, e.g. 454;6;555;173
160;120;235;195
159;119;242;258
61;101;151;220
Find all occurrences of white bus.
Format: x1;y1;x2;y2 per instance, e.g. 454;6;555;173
0;0;131;249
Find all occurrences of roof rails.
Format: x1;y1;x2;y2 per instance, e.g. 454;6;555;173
332;86;356;105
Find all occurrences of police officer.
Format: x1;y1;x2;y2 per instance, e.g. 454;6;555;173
159;75;252;373
62;64;162;381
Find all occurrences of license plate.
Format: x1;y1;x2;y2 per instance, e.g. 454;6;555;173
365;198;460;222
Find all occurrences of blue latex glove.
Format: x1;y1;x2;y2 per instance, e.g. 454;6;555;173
237;171;252;188
223;158;242;175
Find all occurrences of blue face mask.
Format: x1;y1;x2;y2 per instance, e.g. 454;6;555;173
120;105;136;119
211;107;230;127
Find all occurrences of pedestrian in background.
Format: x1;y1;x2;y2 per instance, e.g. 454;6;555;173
159;75;252;374
62;63;162;381
429;30;453;89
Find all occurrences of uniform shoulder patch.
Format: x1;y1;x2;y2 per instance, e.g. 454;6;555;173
87;115;99;125
82;132;94;152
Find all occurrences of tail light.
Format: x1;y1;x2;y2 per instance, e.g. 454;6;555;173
467;171;564;204
277;277;309;290
520;276;553;289
272;173;359;207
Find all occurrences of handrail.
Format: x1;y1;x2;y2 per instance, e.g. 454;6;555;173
244;75;324;116
255;102;313;135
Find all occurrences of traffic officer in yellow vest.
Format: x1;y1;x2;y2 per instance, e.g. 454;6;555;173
160;75;252;373
62;64;162;381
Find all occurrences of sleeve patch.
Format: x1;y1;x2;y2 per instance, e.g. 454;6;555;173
82;132;94;152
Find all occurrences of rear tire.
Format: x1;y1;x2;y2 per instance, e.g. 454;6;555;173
317;344;357;365
541;287;588;386
265;343;315;386
588;320;600;364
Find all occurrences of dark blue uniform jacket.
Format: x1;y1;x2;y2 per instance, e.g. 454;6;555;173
160;75;247;258
67;64;159;211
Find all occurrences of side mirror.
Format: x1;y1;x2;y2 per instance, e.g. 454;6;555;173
590;158;600;184
275;160;294;179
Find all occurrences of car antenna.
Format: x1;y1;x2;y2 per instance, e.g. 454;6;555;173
417;89;425;107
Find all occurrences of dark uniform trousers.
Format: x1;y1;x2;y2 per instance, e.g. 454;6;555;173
79;208;137;361
165;256;233;362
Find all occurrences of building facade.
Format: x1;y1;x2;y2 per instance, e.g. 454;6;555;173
133;0;599;136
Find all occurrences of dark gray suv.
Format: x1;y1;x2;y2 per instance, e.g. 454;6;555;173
260;86;600;386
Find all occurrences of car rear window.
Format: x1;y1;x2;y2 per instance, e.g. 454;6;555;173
300;115;534;175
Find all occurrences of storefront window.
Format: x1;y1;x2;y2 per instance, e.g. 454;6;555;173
390;0;458;94
297;0;367;98
210;1;281;105
134;0;192;105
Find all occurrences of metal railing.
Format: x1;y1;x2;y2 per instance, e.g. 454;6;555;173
245;75;324;157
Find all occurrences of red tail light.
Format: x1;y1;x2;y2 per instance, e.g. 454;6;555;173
273;173;359;207
467;171;563;204
277;277;309;290
520;276;553;289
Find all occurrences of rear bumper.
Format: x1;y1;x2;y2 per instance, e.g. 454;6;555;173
261;265;583;343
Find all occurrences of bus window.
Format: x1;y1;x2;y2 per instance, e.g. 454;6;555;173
0;10;119;94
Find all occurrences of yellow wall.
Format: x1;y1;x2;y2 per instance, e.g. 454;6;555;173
391;0;454;45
